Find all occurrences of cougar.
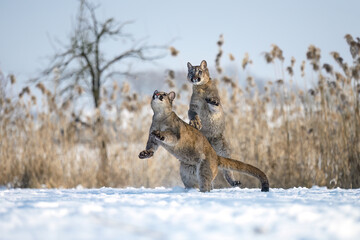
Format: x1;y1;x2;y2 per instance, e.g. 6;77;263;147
187;60;239;188
138;90;269;192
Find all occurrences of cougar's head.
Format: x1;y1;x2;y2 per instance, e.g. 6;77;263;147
187;60;210;85
151;90;176;114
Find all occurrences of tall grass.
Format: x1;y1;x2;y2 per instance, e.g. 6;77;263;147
0;35;359;189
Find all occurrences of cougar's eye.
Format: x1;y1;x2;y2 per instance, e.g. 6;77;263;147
198;70;202;75
159;95;163;101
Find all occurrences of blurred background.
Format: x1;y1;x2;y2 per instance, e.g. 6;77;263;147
1;0;360;189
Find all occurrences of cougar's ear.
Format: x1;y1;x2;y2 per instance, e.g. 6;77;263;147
187;62;193;70
200;60;207;69
168;91;176;102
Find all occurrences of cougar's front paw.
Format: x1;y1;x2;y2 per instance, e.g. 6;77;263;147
151;131;165;141
139;150;154;159
189;115;202;130
205;97;220;106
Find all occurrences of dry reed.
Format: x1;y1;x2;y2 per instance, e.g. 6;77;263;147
1;34;359;189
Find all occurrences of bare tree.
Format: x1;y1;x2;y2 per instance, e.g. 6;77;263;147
40;0;166;107
35;0;167;186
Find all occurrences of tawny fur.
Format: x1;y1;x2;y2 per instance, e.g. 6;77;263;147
139;90;269;192
187;60;239;188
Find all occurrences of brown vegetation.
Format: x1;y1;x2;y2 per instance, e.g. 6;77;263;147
1;34;360;189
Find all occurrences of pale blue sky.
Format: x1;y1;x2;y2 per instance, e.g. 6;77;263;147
0;0;359;88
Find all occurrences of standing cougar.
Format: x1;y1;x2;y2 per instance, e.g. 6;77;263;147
187;60;239;188
138;90;269;192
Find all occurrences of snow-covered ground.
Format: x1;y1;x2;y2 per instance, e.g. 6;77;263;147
1;187;359;240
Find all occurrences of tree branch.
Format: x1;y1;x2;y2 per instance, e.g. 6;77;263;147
100;49;141;73
34;0;168;110
103;71;135;81
80;51;95;79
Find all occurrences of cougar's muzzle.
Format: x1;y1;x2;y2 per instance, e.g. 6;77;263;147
191;77;201;83
153;90;164;101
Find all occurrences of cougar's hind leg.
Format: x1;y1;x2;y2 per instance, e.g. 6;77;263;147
197;159;214;192
212;138;242;188
180;163;198;189
223;170;241;187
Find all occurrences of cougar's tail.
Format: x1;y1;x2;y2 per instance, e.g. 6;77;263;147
218;157;269;192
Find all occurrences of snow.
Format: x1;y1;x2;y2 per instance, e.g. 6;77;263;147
1;187;360;240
